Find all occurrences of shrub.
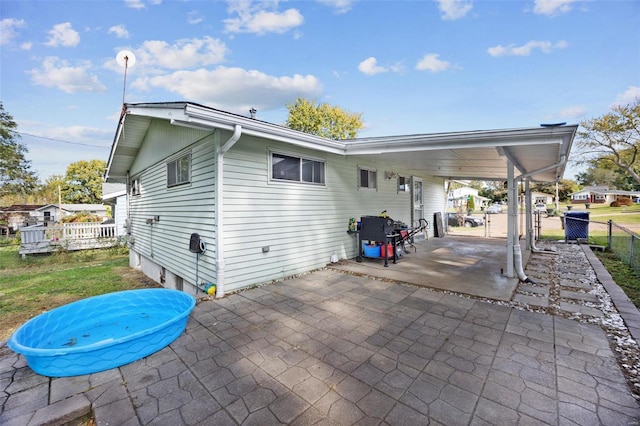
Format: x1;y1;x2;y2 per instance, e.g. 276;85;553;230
611;197;634;207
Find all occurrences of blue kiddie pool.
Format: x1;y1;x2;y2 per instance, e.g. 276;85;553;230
8;288;195;377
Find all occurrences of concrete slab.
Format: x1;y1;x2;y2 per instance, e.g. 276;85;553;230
330;236;518;301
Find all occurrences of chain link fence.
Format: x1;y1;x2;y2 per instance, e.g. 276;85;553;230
560;215;639;272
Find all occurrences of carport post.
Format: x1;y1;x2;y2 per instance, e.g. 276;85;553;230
506;161;515;278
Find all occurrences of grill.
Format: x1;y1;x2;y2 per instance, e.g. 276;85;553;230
356;215;399;267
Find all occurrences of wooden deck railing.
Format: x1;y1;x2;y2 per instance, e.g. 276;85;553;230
19;222;118;256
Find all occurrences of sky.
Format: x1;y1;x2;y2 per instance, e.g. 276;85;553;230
1;0;639;182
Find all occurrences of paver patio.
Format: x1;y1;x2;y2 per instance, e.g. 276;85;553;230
2;265;639;425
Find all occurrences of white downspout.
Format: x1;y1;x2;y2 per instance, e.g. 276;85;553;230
506;161;515;278
512;154;568;281
215;124;242;298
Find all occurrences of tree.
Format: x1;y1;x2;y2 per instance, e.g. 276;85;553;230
62;160;105;204
285;97;364;140
575;99;640;187
530;179;579;202
0;102;38;199
38;174;66;204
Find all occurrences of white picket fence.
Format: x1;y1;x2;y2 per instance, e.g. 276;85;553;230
19;222;118;256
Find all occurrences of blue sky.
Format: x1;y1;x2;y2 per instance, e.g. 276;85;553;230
1;0;639;181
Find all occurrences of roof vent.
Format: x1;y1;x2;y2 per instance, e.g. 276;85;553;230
249;108;257;119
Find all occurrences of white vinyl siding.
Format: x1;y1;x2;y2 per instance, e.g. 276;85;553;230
221;135;445;292
128;121;446;294
128;124;217;289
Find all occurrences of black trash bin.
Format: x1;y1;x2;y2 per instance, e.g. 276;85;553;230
564;211;589;240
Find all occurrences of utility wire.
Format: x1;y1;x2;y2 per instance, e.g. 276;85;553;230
16;131;111;149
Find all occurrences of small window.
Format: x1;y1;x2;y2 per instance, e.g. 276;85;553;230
167;153;191;187
131;177;141;196
359;167;377;190
397;176;409;193
271;152;325;185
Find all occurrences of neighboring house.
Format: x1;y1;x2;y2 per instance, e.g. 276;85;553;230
569;186;640;204
518;191;554;206
102;183;127;237
105;102;577;297
35;204;109;223
0;205;44;233
448;187;489;211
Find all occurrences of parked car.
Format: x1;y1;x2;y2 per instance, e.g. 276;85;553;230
534;203;547;212
446;213;485;227
486;204;503;214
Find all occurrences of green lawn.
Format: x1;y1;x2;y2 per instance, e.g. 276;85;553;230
0;245;160;340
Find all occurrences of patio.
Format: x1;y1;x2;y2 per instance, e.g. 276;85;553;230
2;238;640;425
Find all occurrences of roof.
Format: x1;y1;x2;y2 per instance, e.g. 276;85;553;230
102;183;126;201
106;102;577;184
36;204;107;212
0;204;45;212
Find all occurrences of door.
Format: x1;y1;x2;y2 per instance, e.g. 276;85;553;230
412;177;424;228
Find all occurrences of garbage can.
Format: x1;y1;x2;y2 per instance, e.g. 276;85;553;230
564;211;589;240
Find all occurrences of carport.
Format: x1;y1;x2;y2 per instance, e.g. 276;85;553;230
343;124;578;282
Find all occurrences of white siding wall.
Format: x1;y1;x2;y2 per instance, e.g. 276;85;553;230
128;122;447;295
221;135;446;292
114;195;127;237
128;121;217;293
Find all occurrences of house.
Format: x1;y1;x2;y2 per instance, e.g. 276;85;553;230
569;186;640;205
0;204;44;234
518;191;554;206
35;204;109;224
447;187;490;211
105;102;577;297
102;183;127;238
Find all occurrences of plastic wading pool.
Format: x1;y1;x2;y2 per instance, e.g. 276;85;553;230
8;288;195;377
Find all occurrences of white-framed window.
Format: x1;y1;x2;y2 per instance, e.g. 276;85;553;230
167;153;191;188
358;167;377;190
131;177;141;196
270;151;325;185
397;176;409;193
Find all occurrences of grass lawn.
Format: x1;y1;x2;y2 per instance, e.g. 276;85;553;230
0;244;161;341
595;251;640;309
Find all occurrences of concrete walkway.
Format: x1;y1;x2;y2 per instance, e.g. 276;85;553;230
2;246;640;425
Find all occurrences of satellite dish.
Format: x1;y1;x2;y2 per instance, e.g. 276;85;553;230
116;50;136;68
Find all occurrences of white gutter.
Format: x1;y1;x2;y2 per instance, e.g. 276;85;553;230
215;124;242;298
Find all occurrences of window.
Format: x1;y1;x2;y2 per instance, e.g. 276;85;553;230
271;152;325;184
397;176;409;193
359;167;377;190
131;177;141;196
167;153;191;187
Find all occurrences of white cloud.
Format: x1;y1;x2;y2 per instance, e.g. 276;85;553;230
487;40;568;57
44;22;80;47
29;57;106;93
108;25;130;39
611;86;640;107
134;66;323;112
316;0;354;14
358;57;388;76
533;0;579;16
1;18;26;45
435;0;473;20
558;105;587;119
20;42;32;50
124;0;161;9
415;53;451;72
224;2;304;35
135;36;228;69
187;11;204;25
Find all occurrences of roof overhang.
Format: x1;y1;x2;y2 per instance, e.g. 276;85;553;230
342;125;577;182
105;102;577;184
